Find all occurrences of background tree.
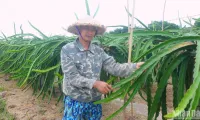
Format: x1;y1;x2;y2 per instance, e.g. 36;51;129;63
109;26;144;34
194;18;200;28
148;21;180;31
109;27;128;34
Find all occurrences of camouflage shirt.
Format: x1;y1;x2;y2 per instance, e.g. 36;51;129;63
61;39;137;102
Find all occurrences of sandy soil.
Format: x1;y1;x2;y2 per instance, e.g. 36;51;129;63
0;74;173;120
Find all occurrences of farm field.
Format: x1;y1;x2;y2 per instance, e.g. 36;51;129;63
0;74;175;120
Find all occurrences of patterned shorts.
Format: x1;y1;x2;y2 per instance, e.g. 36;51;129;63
62;96;102;120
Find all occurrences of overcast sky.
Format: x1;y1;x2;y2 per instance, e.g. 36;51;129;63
1;0;200;36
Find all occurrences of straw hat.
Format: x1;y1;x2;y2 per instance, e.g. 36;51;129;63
67;15;106;35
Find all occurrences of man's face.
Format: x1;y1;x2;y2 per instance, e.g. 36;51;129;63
80;26;97;42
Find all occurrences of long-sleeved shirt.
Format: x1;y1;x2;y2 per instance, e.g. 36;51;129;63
61;38;137;102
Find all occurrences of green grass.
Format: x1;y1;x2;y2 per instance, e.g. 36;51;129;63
0;75;14;120
0;86;5;92
0;95;15;120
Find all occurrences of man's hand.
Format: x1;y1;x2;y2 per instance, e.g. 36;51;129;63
136;62;145;69
93;81;113;94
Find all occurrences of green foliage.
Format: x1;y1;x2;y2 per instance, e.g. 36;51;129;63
0;23;74;103
74;0;100;19
148;21;180;31
95;32;200;120
109;27;128;34
0;97;15;120
0;97;6;113
85;0;90;15
0;85;5;92
194;18;200;28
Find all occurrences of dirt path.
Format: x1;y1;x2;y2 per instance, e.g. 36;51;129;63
0;74;63;120
0;73;173;120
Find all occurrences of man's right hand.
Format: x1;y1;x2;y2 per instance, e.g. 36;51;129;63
93;81;113;94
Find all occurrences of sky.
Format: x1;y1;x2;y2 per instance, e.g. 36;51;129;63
0;0;200;36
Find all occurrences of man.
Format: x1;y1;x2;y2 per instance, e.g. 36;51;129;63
61;16;144;120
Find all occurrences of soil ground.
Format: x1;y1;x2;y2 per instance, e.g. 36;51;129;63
0;74;173;120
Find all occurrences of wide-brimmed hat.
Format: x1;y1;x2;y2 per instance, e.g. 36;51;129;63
67;16;106;35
